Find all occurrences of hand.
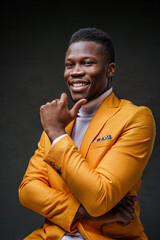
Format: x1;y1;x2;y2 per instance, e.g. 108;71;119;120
74;195;137;226
40;93;87;141
108;195;137;225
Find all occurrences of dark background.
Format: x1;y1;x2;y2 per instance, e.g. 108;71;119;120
1;1;160;239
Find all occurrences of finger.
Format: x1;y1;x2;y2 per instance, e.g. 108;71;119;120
117;214;131;226
122;195;135;207
70;98;87;119
60;93;68;106
117;216;130;226
126;193;137;202
128;195;137;202
120;200;135;215
119;205;135;219
116;210;133;226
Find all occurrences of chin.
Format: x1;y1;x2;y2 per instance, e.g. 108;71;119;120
70;93;87;103
72;97;84;103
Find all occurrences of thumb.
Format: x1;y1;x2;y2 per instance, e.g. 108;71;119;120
70;99;87;119
60;93;68;106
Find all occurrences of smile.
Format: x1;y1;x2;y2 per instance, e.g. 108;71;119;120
69;81;90;92
71;83;89;87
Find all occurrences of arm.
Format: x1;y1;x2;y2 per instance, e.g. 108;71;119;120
19;132;80;232
75;195;137;225
43;101;156;217
19;132;137;229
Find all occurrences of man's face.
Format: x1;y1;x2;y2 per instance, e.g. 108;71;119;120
64;41;115;102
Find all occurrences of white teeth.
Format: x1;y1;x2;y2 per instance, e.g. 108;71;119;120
72;83;87;87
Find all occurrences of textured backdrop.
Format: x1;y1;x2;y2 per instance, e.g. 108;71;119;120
1;1;160;239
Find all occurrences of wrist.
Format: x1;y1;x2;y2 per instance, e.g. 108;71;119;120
46;128;66;142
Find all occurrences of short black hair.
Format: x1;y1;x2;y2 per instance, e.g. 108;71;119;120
68;28;115;63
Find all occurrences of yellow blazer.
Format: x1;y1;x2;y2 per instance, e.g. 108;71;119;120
19;92;156;240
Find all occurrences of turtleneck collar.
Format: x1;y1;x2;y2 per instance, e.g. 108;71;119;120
78;87;113;117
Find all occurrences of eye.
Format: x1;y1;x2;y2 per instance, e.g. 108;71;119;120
84;60;95;66
65;62;74;68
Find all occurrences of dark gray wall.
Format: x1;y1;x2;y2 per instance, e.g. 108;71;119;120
1;1;160;239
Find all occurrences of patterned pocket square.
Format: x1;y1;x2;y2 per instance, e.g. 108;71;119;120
92;135;111;143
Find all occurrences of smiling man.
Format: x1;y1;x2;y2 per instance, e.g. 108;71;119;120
19;28;156;240
64;40;115;102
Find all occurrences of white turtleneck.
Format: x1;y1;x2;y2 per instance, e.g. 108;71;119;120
71;87;113;150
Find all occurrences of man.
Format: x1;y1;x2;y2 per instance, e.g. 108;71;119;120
19;28;156;239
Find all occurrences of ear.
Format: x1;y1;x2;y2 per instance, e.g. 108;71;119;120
107;63;116;78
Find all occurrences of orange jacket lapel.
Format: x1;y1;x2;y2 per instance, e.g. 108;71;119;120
80;93;120;157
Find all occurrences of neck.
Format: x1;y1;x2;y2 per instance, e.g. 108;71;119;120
78;87;113;116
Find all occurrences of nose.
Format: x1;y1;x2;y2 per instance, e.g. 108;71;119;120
70;64;85;77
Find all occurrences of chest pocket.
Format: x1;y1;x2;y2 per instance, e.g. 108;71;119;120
90;138;113;148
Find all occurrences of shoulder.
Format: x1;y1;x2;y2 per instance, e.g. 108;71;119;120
119;97;153;116
118;97;156;131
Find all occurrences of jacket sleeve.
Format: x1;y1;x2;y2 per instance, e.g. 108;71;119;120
19;131;80;233
44;107;156;217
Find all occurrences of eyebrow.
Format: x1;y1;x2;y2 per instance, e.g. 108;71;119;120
65;56;97;61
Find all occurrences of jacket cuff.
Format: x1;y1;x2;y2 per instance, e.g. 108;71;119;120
44;135;76;173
